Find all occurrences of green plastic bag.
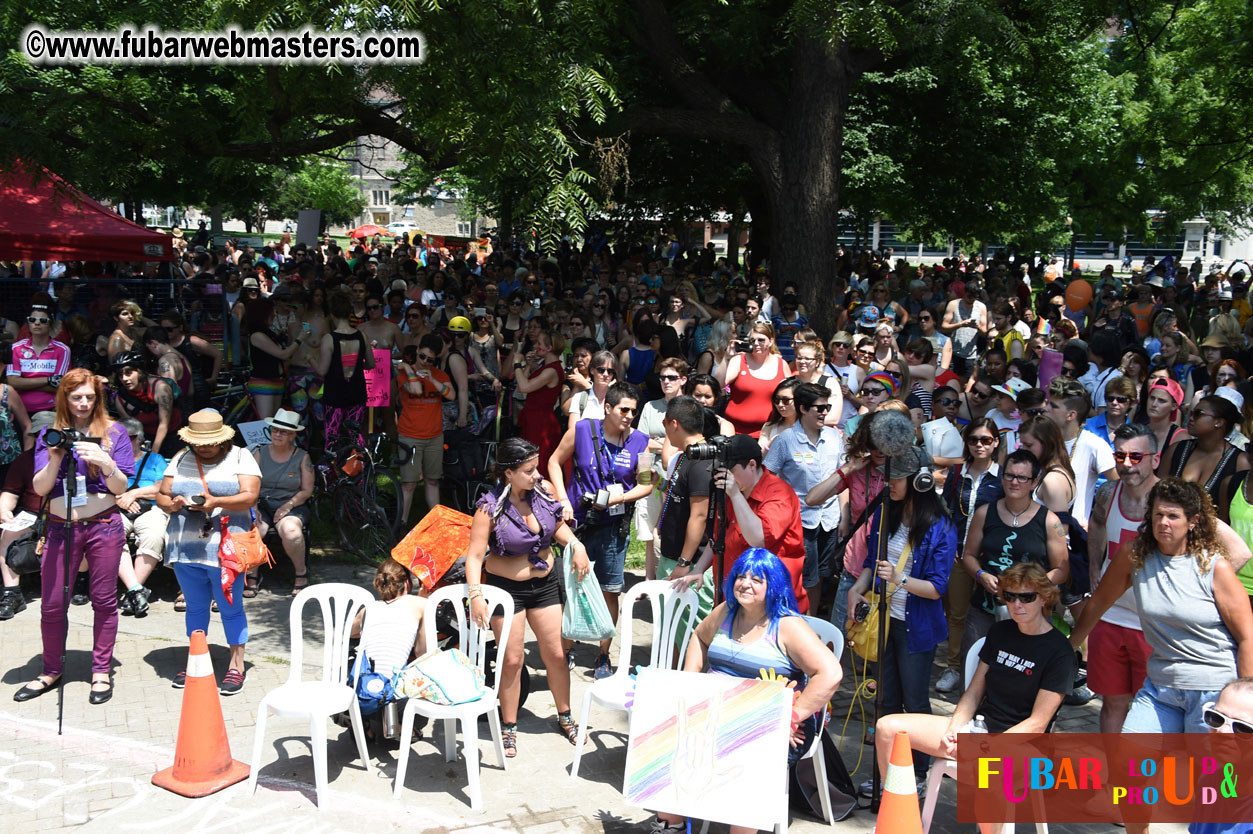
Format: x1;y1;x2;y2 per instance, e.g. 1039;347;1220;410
561;543;616;642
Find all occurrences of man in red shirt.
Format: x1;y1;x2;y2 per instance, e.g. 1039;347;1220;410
674;434;809;613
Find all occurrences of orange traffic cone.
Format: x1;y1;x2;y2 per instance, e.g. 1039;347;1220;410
874;731;923;834
152;630;250;797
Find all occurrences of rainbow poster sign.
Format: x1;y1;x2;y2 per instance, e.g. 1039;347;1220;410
623;668;792;831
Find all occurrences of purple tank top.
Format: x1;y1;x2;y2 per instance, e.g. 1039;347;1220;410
476;485;564;570
569;418;649;524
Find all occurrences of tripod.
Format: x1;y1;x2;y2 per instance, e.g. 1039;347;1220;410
869;457;892;813
57;446;79;736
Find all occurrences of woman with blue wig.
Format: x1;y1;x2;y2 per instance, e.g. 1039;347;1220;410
649;548;842;834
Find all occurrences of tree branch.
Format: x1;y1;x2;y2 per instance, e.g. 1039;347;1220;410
611;106;775;149
625;0;743;118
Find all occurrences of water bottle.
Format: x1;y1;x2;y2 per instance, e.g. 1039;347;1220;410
970;714;988;733
382;701;401;739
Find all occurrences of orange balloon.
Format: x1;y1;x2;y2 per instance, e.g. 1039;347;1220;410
1065;280;1093;312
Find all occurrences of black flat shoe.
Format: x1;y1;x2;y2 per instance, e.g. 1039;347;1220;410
14;676;61;702
88;681;113;705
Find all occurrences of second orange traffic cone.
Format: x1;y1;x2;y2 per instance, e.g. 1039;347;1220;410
874;730;923;834
152;630;250;797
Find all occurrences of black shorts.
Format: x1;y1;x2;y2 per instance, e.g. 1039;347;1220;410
484;567;565;611
951;355;975;378
256;497;312;531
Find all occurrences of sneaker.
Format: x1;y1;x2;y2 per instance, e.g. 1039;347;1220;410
647;817;685;834
71;572;90;606
935;667;962;694
857;778;878;798
171;670;187;689
565;648;575;670
123;588;149;618
593;653;613;680
0;588;26;620
118;591;134;616
219;669;246;696
1064;684;1094;706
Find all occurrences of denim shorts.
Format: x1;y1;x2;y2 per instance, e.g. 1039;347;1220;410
1122;677;1223;734
579;520;629;593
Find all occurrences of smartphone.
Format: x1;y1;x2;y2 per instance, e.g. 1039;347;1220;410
191;495;207;506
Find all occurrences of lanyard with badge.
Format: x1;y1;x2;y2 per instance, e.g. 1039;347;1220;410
591;419;628;516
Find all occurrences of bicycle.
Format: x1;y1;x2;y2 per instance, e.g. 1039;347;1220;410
315;421;408;564
208;367;258;426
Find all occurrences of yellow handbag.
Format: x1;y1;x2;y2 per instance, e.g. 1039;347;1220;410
847;539;912;663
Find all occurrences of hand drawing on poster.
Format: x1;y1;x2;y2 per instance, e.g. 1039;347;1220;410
364;348;393;408
623;668;791;831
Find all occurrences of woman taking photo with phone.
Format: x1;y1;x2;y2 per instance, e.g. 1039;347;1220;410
157;410;262;696
14;369;134;705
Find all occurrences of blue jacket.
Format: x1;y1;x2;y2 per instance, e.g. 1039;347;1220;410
862;509;957;654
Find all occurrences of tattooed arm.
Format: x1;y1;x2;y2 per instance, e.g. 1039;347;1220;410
1045;510;1071;587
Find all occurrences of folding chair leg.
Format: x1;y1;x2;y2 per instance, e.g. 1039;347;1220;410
570;688;594;778
921;762;946;834
463;716;483;812
815;747;834;825
348;700;374;776
310;716;329;810
247;706;269;795
487;708;507;769
393;704;417;799
442;717;457;762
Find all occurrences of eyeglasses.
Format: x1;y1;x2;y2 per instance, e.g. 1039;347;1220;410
27;316;49;324
856;349;874;358
1001;590;1038;604
366;304;381;310
1202;704;1253;734
510;300;523;307
832;343;851;349
592;303;606;309
971;389;991;399
406;313;422;319
1112;450;1148;464
936;397;959;407
774;396;794;405
659;374;682;383
795;355;818;363
593;366;615;375
417;353;436;362
918;316;932;322
616;407;637;416
862;386;888;397
1025;407;1046;416
1002;472;1034;484
1193;411;1218;420
1107;395;1132;405
1060;366;1078;376
968;435;997;446
808;403;832;413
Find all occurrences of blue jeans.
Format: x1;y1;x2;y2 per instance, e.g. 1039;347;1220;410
830;570;860;638
579;520;629;593
172;562;249;646
802;525;838;590
1122;677;1221;734
880;618;935;776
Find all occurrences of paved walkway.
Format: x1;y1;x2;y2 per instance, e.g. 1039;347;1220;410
0;559;1188;834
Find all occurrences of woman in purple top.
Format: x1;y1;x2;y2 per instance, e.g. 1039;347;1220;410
15;369;134;706
465;437;590;758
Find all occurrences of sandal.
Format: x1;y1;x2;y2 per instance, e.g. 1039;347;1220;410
242;573;260;599
289;572;310;597
174;593;186;613
556;711;579;745
501;723;517;758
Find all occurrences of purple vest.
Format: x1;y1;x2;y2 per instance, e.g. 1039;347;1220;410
477;485;564;569
570;418;649;524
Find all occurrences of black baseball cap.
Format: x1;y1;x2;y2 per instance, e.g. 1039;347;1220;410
723;434;763;466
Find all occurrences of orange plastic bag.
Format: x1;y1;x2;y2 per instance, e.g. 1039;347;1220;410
392;505;472;591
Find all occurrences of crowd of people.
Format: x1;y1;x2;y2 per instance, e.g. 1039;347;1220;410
4;236;1253;834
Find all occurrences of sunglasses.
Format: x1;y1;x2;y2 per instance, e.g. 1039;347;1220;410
968;435;997;446
417;353;436;362
808;403;832;413
659;374;682;383
774;396;794;405
366;304;381;310
1203;704;1253;734
1060;367;1078;376
1193;411;1218;420
918;316;932;322
406;313;422;319
1002;472;1035;484
832;342;851;349
936;397;959;407
1025;407;1046;416
856;349;874;357
1001;590;1038;604
593;366;615;375
1113;450;1148;464
27;316;49;324
1107;395;1132;405
862;386;889;397
971;389;991;399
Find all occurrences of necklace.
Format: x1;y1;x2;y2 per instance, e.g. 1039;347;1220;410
1005;500;1033;527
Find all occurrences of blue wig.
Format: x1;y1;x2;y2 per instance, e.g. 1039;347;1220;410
723;548;799;626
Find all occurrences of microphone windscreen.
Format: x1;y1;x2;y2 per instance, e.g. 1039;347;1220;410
868;410;916;458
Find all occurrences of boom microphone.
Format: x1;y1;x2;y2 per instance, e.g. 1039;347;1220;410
868;409;916;458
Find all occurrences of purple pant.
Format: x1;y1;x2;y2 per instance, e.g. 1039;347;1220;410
40;515;125;677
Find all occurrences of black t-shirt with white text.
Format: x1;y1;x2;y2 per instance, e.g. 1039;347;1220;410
658;452;714;560
977;620;1076;733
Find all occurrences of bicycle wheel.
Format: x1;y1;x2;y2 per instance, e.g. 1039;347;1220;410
334;483;394;564
370;467;405;537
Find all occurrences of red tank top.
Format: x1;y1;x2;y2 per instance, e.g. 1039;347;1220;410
724;354;787;437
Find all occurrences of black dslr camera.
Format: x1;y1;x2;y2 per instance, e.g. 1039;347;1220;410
42;428;100;449
685;434;732;468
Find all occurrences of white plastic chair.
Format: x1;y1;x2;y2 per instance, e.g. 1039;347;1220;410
570;580;698;779
247;583;375;810
392;583;514;812
920;636;1048;834
697;615;843;834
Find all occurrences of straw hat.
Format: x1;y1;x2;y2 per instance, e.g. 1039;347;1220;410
177;410;236;445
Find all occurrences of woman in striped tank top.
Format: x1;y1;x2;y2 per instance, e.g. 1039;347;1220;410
648;549;841;834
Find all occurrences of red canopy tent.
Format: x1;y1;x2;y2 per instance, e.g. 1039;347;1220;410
0;163;175;262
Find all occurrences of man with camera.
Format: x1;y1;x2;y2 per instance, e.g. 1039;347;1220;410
764;382;846;615
671;434;809;613
548;382;653;678
655;396;715;618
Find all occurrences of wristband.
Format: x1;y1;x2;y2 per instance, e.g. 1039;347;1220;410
975;569;985;582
